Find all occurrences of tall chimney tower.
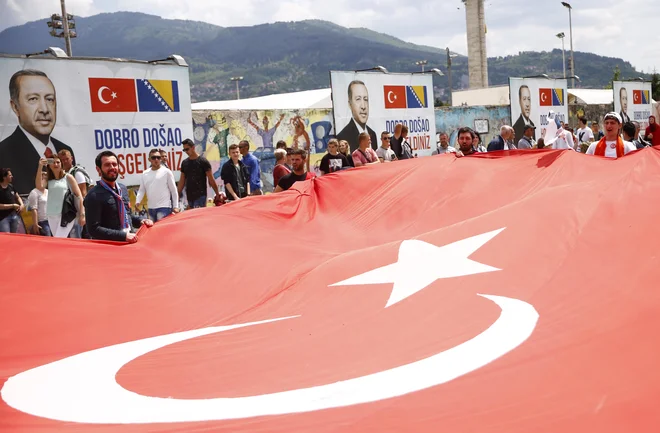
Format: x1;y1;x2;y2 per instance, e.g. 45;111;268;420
464;0;488;88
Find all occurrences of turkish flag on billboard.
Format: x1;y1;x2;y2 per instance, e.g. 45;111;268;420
384;85;407;109
2;148;660;432
539;88;552;106
88;78;138;112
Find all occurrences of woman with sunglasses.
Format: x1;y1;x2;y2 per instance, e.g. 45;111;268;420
34;154;85;238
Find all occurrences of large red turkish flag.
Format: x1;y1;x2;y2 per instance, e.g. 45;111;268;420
2;148;660;432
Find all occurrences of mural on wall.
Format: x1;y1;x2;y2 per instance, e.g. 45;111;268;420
192;109;334;193
434;106;511;150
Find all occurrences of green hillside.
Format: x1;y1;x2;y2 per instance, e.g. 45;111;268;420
0;12;649;102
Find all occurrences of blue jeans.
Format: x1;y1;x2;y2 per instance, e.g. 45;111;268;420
189;196;207;209
69;221;83;238
148;207;173;222
0;212;19;233
39;220;52;236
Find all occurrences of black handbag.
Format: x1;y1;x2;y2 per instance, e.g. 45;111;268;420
60;187;77;227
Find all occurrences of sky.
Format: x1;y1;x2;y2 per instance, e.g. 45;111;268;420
2;0;659;74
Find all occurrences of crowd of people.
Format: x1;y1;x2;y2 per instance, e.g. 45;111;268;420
1;114;657;241
479;112;658;155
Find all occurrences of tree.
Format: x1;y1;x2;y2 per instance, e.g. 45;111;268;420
652;71;660;102
605;65;621;89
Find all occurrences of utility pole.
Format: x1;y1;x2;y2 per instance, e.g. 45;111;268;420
556;32;566;78
561;2;575;88
415;60;428;73
446;48;458;106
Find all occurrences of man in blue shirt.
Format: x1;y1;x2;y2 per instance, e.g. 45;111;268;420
238;140;263;196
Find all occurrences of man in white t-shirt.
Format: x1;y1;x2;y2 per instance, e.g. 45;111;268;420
432;132;456;155
376;131;397;162
586;112;636;158
135;149;180;222
27;171;50;236
575;116;594;152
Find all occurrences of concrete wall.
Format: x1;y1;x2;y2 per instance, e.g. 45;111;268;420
452;85;509;107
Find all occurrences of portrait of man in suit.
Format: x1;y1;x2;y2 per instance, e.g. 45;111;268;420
619;87;631;124
512;84;535;144
0;69;75;195
336;80;377;152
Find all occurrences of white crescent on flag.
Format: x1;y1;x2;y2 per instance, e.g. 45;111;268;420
97;86;112;104
388;90;396;104
1;295;538;424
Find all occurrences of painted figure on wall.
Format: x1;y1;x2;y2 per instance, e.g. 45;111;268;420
247;112;285;148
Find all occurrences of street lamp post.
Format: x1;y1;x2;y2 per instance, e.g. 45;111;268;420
561;2;575;88
556;32;566;78
415;60;428;72
60;0;73;56
47;0;77;56
230;76;243;100
446;48;458;106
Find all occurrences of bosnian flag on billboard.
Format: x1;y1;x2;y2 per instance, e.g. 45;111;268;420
89;78;180;113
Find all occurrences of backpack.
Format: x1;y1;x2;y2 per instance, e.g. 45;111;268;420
69;165;93;188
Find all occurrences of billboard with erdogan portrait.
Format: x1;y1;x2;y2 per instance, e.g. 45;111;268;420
330;71;436;157
0;54;192;194
509;77;568;144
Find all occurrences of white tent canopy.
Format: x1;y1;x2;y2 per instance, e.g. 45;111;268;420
567;89;615;105
191;88;332;111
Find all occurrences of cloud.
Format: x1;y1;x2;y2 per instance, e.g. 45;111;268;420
1;0;96;29
0;0;658;73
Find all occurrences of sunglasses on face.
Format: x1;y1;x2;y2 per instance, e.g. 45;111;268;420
182;147;191;152
151;155;161;160
382;137;390;141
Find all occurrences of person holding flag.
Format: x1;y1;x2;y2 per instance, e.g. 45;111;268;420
585;112;636;159
84;151;153;243
543;112;575;150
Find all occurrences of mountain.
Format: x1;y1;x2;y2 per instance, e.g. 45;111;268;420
0;12;649;103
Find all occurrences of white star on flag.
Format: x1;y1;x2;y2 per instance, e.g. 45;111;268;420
111;92;117;99
330;228;505;307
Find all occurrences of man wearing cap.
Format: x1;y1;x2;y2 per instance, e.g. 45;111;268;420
586;112;636;158
517;124;536;149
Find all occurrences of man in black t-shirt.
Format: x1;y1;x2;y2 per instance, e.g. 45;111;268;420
319;138;349;175
177;138;222;209
274;148;315;192
0;168;25;233
220;144;250;201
